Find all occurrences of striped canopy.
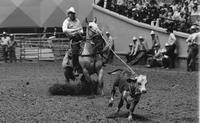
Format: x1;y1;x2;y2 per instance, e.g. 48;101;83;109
0;0;79;27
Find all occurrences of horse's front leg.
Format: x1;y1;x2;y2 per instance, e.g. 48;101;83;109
82;68;91;83
97;68;104;96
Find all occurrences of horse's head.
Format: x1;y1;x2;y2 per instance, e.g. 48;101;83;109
86;17;102;40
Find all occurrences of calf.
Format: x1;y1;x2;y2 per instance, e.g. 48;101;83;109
108;69;147;121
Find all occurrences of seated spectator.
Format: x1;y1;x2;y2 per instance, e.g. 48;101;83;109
116;0;126;15
146;43;163;68
162;43;172;69
126;36;137;63
172;7;181;21
147;30;160;55
97;0;105;8
130;36;148;65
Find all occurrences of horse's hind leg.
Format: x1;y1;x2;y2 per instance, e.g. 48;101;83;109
98;68;104;96
64;67;75;83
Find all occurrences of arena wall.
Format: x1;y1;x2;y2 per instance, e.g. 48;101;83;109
92;4;190;58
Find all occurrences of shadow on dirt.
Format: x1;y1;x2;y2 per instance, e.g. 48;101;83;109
106;111;151;122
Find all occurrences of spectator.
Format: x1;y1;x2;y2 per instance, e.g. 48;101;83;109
96;0;198;33
146;43;163;68
130;36;148;65
97;0;105;8
186;25;200;71
105;31;115;63
8;34;17;63
162;43;172;69
126;36;137;63
126;43;133;63
166;28;177;68
0;32;10;63
149;30;160;54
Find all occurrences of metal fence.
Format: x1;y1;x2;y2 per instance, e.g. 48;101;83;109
0;33;70;62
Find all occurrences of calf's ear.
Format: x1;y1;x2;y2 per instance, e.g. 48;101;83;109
127;78;137;83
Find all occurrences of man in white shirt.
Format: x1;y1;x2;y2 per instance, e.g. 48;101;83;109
186;25;200;71
1;32;10;63
166;28;177;68
62;7;83;75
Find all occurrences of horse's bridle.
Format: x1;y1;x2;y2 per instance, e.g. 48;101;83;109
79;27;104;57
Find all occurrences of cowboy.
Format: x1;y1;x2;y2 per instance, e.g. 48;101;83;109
62;7;83;76
186;25;200;72
0;32;10;63
8;34;17;63
126;36;137;63
105;31;115;63
166;28;177;68
150;30;160;50
146;30;160;56
130;36;148;65
146;43;163;68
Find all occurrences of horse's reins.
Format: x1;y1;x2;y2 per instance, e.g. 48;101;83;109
79;27;106;57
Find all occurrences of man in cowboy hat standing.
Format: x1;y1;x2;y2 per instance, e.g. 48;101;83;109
62;6;83;76
105;31;115;63
186;25;200;72
0;32;10;63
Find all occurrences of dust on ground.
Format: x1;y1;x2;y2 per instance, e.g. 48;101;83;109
0;59;198;123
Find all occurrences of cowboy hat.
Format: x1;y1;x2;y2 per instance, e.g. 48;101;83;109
67;7;76;14
150;30;155;35
132;36;137;41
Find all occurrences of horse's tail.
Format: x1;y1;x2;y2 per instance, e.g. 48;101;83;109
107;69;123;75
48;83;78;96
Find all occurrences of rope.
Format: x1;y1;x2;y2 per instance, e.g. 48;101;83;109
100;34;136;75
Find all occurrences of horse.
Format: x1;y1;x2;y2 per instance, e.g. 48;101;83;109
79;17;106;95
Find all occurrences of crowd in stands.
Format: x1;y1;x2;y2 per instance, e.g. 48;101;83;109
97;0;200;33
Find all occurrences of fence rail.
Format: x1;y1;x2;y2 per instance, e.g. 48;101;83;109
0;33;70;62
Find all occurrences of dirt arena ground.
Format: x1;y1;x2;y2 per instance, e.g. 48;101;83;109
0;57;198;123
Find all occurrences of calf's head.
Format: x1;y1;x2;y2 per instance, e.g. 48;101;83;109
127;74;147;95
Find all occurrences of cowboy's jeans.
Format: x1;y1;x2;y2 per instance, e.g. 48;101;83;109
71;34;83;73
187;44;198;71
2;45;8;63
9;47;16;63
